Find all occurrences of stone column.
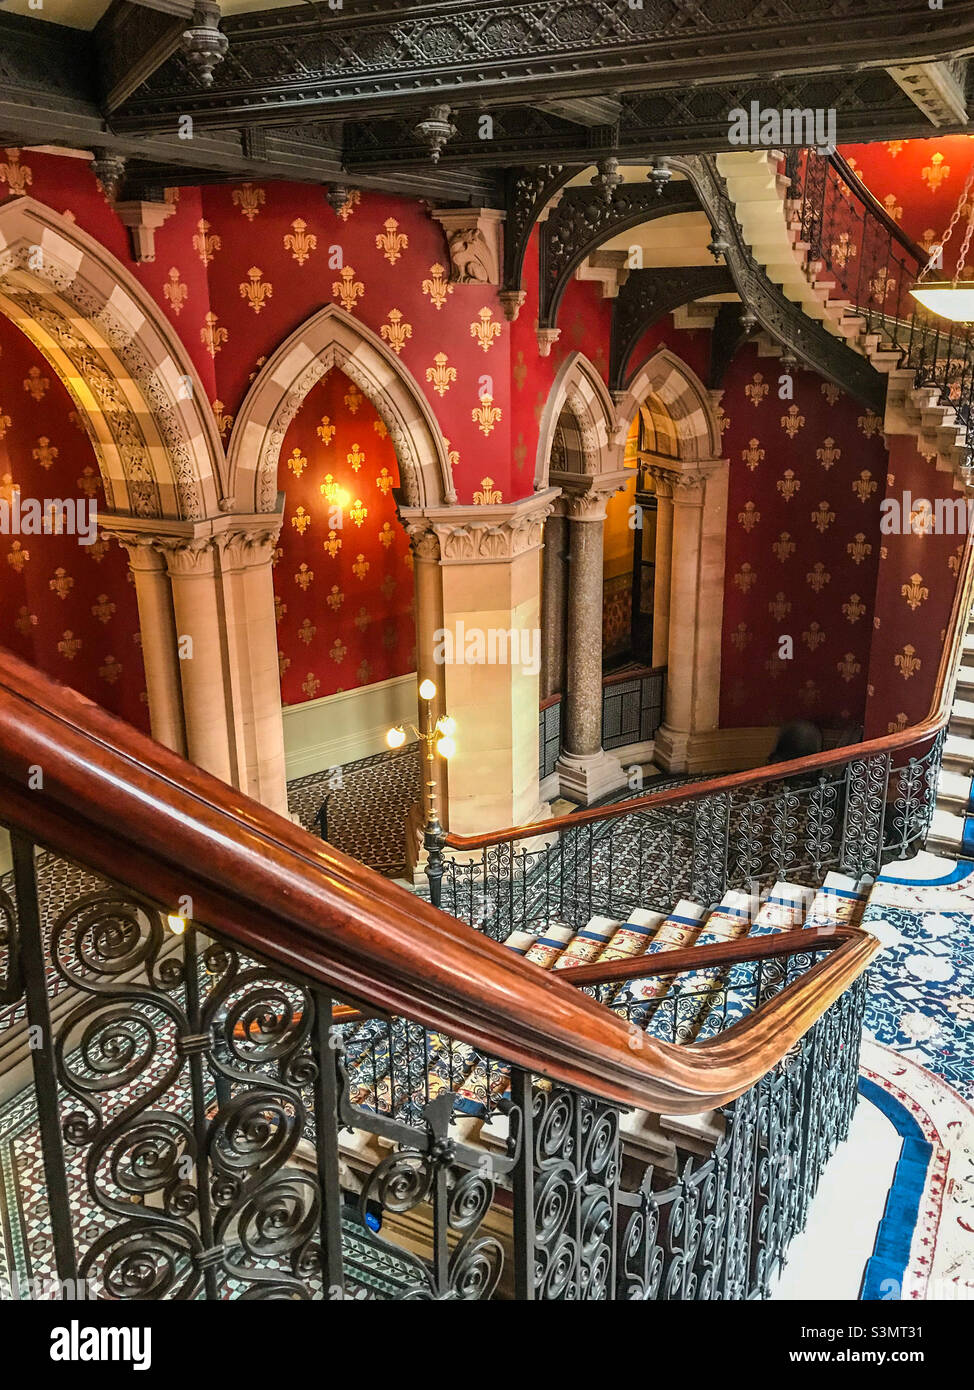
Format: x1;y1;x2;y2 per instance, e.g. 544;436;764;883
403;490;557;835
115;534;187;756
158;535;238;788
651;474;675;671
215;527;289;815
540;507;569;699
100;511;289;816
652;460;729;772
554;481;628;803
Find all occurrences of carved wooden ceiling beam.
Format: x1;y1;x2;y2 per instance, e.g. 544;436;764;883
538;181;702;332
106;0;974;133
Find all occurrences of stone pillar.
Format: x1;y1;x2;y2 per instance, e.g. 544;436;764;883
403;491;557;835
540;508;569;700
158;535;238;788
215;528;289;815
651;475;675;671
117;535;187;756
100;511;289;816
554;482;628;803
651;461;729;772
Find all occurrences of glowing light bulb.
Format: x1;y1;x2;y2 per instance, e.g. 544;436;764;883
419;678;437;701
167;913;187;936
436;715;456;737
386;725;407;749
436;736;456;760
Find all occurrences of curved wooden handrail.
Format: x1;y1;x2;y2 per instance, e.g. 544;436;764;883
0;645;877;1116
563;924;857;990
445;523;974;850
826;150;927;268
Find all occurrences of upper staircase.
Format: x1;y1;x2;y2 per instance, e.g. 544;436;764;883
718;148;974;488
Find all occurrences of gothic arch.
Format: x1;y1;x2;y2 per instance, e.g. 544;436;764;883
0;196;225;520
228;303;456;514
535;351;621;489
613;347;723;462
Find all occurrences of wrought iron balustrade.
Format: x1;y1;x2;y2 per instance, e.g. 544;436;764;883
435;733;944;935
0;822;866;1302
784;146;974;461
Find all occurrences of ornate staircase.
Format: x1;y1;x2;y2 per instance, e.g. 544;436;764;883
717;148;974;488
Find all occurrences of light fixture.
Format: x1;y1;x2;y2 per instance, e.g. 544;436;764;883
909;281;974;323
909;164;974;322
386;678;457;904
167;913;187;936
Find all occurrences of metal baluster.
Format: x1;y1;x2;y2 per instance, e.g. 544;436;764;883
510;1067;536;1300
183;924;219;1299
312;991;345;1298
10;831;78;1287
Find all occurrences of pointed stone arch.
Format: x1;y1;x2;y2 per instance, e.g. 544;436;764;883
227;303;456;514
613;347;723;462
0;196;225;520
535;350;621;488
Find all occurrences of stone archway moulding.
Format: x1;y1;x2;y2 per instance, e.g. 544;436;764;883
0;195;225;521
534;350;621;490
227;303;457;514
612;346;723;462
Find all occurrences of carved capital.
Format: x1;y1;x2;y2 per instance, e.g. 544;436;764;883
113;200;177;263
411;489;557;564
157;534;219;577
498;289;527;322
217;525;282;570
648;458;724;502
562;487;616;522
405;522;440;562
536;326;561;357
431;208;505;285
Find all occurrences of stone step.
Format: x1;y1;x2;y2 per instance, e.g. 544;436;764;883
942;730;974;772
936;766;973;812
928;805;965;854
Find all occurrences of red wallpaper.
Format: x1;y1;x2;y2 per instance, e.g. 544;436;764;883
862;434;961;738
719;343;887;728
1;150;217;399
274;368;415;707
507;228;614;495
840;136;974;271
0;315;148;728
198;182;519;502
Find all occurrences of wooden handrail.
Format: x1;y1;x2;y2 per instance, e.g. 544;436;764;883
826;150;927;267
0;645;877;1116
444;524;974;850
563;924;855;990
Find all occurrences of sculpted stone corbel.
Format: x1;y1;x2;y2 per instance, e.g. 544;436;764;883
431;208;505;285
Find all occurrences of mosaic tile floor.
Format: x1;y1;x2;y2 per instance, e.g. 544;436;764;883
287;743;421;876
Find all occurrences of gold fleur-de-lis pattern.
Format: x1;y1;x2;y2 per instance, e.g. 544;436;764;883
0;314;148;728
380;309;412;355
272;367;415;707
284;219;317;266
721;343;886;727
